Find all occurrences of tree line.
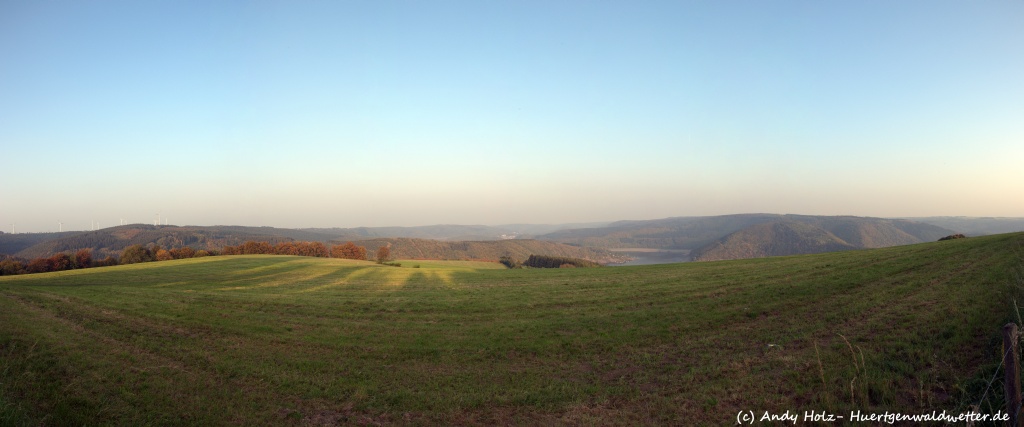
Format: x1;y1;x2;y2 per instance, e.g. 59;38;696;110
220;241;369;260
0;240;373;276
1;249;116;275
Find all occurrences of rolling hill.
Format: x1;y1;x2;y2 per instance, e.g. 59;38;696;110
1;225;623;265
539;213;784;249
0;231;81;256
540;214;955;261
304;222;610;241
689;221;857;261
906;216;1024;236
1;222;612;261
3;225;330;260
2;233;1021;424
691;216;955;261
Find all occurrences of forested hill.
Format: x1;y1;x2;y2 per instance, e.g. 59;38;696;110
689;221;857;261
540;214;955;252
905;217;1024;236
690;217;955;261
0;231;81;256
3;225;341;260
347;238;626;264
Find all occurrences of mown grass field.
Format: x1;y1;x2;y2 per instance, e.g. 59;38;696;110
2;233;1023;425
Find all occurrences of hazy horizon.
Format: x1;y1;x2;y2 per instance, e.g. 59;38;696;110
3;1;1022;233
6;213;1024;236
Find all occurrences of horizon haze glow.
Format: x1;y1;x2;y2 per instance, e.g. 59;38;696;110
2;1;1023;233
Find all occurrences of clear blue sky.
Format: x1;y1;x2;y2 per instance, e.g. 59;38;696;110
2;1;1022;232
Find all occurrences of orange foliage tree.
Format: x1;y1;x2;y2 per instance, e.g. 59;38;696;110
170;247;197;259
331;242;367;260
74;249;92;268
376;246;391;263
49;253;73;271
156;249;174;261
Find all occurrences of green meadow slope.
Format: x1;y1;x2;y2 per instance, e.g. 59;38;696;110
1;233;1023;425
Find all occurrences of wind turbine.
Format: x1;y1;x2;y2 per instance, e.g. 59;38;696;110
59;221;63;232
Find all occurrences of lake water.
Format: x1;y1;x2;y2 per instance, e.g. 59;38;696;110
607;249;691;266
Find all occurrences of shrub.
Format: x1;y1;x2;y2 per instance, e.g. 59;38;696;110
522;255;600;269
499;256;519;269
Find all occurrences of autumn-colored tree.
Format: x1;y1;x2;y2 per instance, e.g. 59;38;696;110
275;242;298;256
0;259;26;275
26;258;51;273
195;250;211;257
332;242;367;260
121;244;154;264
309;242;328;258
240;241;272;255
95;256;119;267
294;242;314;257
376;246;391;263
156;249;173;261
170;247;196;259
49;253;73;271
74;249;92;269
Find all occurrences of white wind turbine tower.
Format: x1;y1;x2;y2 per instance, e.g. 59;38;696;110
58;221;63;232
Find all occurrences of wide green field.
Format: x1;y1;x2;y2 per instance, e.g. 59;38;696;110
2;233;1023;425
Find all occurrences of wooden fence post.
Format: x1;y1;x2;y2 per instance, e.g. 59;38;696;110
1004;323;1021;427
